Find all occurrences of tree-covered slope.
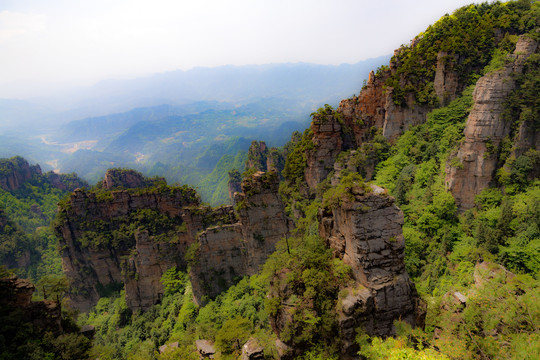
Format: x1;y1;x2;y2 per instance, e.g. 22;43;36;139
7;1;540;360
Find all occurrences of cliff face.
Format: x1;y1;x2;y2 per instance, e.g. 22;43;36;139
318;186;424;354
190;170;291;303
57;185;214;312
269;185;423;357
0;156;42;192
446;36;538;210
304;51;447;191
57;170;290;311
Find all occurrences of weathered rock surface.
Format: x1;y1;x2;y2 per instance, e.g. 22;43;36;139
434;51;461;105
191;170;291;303
58;171;290;311
56;186;213;312
246;141;269;171
246;140;285;174
241;338;265;360
124;229;189;311
304;53;432;191
446;36;538;210
195;339;216;359
318;187;425;356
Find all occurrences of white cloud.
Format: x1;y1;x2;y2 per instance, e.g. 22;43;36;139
0;10;46;43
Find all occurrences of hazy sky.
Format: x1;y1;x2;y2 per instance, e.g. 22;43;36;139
1;0;478;98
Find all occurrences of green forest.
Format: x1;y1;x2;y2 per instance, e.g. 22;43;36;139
1;1;540;359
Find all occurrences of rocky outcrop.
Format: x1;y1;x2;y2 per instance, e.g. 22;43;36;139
304;56;433;192
246;141;269;171
0;156;41;192
241;338;265;360
246;140;285;174
124;229;190;311
0;275;63;335
57;171;290;311
196;339;216;359
228;170;243;203
446;36;538;210
56;186;210;312
102;168;162;190
318;186;424;355
0;156;87;193
305;112;346;190
268;183;424;358
190;170;291;303
43;171;88;192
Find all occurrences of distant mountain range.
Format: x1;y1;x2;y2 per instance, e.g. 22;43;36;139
0;58;389;203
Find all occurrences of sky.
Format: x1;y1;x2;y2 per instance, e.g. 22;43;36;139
0;0;479;99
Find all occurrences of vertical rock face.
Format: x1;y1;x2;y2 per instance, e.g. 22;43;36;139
124;229;187;311
246;141;269;171
191;171;291;303
304;51;435;192
56;187;207;312
236;171;292;273
434;51;461;105
245;140;285;174
228;170;243;203
0;156;42;192
446;36;538;210
305;114;345;190
57;171;290;310
318;186;424;355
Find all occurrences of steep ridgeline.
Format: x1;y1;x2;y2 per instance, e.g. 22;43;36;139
55;168;290;311
292;2;540;202
446;36;539;210
0;156;87;192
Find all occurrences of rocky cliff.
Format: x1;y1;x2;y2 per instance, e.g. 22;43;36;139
0;156;42;192
56;169;290;311
319;185;424;355
269;181;424;358
303;59;433;191
0;156;87;193
446;36;538;210
191;170;291;303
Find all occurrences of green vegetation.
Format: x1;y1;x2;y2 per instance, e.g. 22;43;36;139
4;2;540;359
384;0;540;106
56;179;200;251
0;157;84;282
279;129;315;216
